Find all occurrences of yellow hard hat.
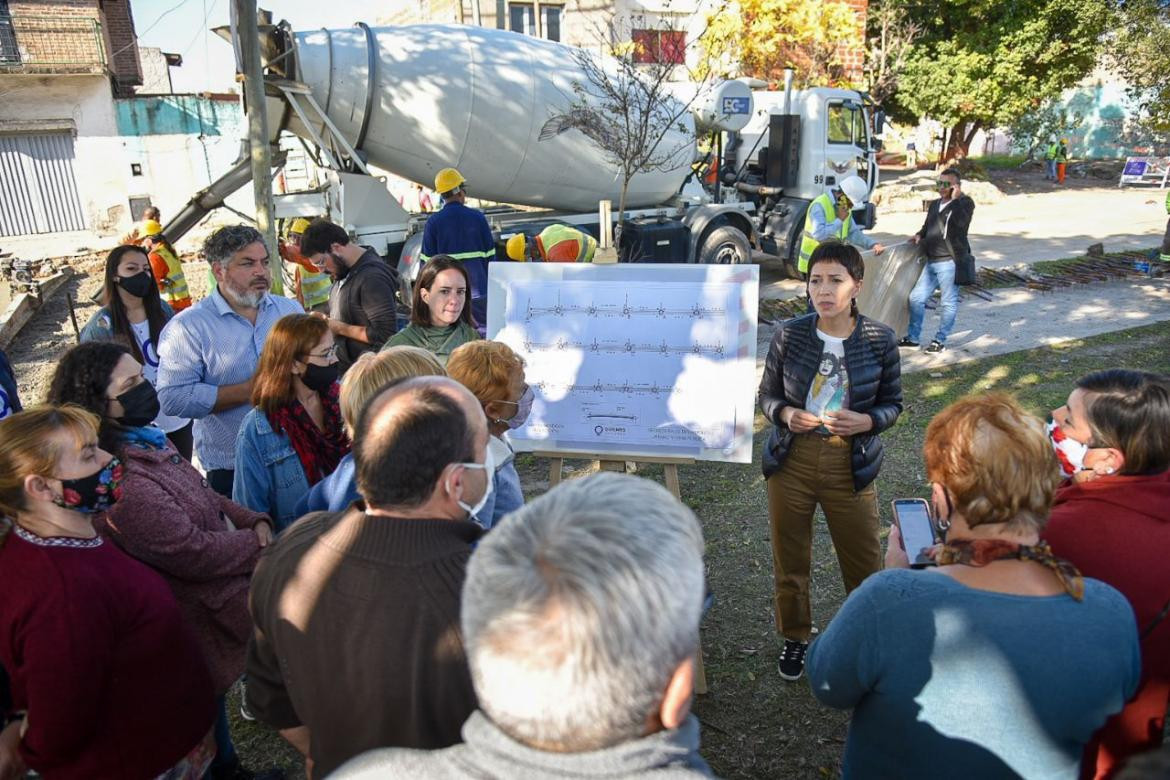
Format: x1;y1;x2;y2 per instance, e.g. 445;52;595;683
140;219;163;237
506;233;529;261
289;218;312;235
1061;138;1069;144
434;168;465;195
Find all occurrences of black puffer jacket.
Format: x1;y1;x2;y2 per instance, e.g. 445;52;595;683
759;313;903;491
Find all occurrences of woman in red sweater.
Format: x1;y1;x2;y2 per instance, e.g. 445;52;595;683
0;405;215;779
1044;368;1170;779
46;341;274;780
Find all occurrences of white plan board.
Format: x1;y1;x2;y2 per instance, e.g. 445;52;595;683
487;263;759;463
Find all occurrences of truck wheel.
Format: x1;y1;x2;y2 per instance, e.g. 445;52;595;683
698;225;751;264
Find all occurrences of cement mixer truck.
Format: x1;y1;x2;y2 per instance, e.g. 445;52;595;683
165;21;882;282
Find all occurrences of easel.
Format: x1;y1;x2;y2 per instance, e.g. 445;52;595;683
537;450;709;695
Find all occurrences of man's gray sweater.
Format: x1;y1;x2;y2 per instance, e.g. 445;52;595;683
329;711;714;779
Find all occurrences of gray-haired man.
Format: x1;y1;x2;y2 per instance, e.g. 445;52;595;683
333;471;712;779
157;224;303;495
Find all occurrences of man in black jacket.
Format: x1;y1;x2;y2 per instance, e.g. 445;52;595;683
899;167;975;354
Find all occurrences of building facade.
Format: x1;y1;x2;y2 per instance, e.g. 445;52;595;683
0;0;143;238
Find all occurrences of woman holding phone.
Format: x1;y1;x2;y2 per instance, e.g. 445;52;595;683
806;394;1140;779
758;240;903;682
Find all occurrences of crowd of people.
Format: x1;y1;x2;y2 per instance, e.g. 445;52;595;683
0;208;1167;780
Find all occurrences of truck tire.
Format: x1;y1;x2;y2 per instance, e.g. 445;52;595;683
698;225;751;265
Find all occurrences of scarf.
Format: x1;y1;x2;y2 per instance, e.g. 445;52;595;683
121;425;168;450
935;539;1085;601
266;382;350;486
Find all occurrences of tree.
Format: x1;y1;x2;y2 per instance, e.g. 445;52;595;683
1008;99;1085;160
543;13;708;250
698;0;861;88
892;0;1110;162
863;0;920;110
1108;0;1170;133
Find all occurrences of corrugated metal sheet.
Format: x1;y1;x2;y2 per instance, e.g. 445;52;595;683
0;132;86;237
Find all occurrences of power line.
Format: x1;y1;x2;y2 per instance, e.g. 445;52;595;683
111;0;195;60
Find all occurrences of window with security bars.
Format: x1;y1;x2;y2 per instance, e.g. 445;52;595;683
0;1;19;65
507;3;561;42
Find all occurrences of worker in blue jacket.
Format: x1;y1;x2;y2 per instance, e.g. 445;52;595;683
421;168;496;333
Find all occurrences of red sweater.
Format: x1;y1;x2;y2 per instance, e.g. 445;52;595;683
1044;471;1170;676
0;526;215;779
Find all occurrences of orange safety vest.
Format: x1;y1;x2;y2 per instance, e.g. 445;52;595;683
536;224;597;263
148;243;191;311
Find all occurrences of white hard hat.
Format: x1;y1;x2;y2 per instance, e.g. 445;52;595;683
838;175;868;205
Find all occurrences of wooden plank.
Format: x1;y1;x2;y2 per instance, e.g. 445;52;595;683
0;270;72;349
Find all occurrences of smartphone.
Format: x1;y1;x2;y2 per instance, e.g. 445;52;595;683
892;498;939;568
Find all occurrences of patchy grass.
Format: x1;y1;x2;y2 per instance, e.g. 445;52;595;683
977;154;1028;170
230;320;1170;779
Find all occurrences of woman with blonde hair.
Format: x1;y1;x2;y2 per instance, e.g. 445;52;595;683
295;346;446;515
806;394;1141;779
234;313;349;530
0;406;215;779
446;340;528;530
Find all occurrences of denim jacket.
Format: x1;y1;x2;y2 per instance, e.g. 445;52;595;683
232;407;310;532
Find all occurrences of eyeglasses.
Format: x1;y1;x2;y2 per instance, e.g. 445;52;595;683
303;345;339;361
937;181;955;189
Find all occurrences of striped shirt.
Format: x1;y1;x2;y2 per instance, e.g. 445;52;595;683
156;288;303;470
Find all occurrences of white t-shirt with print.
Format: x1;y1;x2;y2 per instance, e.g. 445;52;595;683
131;319;190;433
805;330;850;432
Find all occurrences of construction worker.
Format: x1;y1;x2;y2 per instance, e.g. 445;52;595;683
120;206;161;245
280;218;332;312
797;175;885;275
1055;138;1069;184
140;220;192;312
1160;188;1170;264
506;224;597;263
421;167;495;331
1044;140;1059;181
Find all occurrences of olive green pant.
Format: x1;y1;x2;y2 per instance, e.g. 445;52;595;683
766;433;882;642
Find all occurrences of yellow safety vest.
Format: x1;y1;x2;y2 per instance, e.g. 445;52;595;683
538;224;597;263
150;243;190;307
298;266;332;309
798;193;850;273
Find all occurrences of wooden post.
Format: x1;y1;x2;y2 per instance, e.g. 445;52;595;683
538;452;708;695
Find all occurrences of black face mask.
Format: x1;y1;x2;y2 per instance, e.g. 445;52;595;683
117;271;155;299
116;380;160;427
301;362;339;393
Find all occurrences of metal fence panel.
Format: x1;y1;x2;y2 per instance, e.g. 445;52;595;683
0;133;86;237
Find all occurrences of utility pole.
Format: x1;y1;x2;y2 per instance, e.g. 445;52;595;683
234;0;282;294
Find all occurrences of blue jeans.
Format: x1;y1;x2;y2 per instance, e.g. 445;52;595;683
204;696;238;776
907;259;959;345
1046;159;1057;180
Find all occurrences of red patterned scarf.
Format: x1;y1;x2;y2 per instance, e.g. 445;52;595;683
935;539;1085;601
266;382;350;486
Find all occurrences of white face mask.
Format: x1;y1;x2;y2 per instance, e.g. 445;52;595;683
448;444;495;522
1047;419;1089;478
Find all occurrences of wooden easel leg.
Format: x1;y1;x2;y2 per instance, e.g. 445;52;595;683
663;464;708;695
548;457;564;488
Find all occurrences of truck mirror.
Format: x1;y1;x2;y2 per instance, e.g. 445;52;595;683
874;110;886;136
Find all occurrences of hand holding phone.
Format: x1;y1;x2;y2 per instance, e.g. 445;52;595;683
892;498;939;568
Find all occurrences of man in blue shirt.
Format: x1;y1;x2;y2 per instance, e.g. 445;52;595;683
421;168;496;332
0;348;21;421
157;224;303;496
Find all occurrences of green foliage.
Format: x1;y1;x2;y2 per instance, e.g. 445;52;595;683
1108;0;1170;132
1008;99;1085;158
888;0;1110;152
699;0;861;88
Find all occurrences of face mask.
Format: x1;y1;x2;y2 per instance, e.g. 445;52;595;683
53;456;124;514
301;361;339;394
116;380;160;427
448;445;496;522
495;385;534;429
117;271;155;298
1047;419;1089;478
